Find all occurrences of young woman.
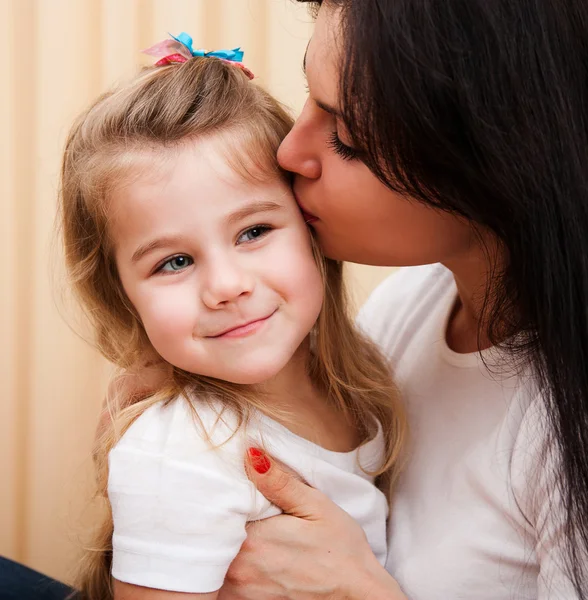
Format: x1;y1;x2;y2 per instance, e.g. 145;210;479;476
220;0;588;598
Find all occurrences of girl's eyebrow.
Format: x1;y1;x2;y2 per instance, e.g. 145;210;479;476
131;235;184;264
226;200;283;226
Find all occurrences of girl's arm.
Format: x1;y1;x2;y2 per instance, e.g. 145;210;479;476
114;579;218;600
108;400;253;598
220;451;407;600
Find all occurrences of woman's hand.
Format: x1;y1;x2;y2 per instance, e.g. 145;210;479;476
219;450;406;600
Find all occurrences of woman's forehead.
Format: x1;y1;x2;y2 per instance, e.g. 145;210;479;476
305;5;343;106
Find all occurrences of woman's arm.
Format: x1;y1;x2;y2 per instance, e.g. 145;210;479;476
114;580;218;600
219;450;407;600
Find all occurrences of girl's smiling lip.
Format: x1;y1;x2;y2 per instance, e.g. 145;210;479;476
208;310;277;339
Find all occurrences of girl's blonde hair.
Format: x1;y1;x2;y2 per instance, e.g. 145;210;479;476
60;57;406;599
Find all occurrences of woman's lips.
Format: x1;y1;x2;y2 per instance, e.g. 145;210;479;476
293;190;318;224
301;210;318;224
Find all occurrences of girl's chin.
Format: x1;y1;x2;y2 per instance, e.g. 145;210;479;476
192;361;290;386
215;368;284;386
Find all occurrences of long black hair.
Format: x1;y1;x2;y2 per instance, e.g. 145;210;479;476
299;0;588;595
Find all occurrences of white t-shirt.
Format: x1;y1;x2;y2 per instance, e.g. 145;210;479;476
358;264;578;600
108;397;388;593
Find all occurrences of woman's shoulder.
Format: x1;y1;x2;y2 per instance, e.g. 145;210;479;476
509;392;556;507
507;393;580;597
356;263;454;350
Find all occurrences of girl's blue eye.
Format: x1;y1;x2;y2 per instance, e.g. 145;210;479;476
158;255;193;273
237;225;271;244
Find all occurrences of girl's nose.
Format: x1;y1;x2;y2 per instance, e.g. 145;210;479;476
200;258;255;309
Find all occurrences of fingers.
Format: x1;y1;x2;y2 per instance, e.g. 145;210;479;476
246;448;322;519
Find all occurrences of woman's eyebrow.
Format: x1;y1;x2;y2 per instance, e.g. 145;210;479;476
315;99;341;118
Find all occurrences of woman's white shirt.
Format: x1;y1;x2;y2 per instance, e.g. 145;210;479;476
108;397;387;593
358;264;577;600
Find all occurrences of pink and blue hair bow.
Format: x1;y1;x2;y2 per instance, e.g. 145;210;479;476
142;32;254;80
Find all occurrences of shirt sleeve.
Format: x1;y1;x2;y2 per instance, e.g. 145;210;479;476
108;398;255;594
511;398;582;599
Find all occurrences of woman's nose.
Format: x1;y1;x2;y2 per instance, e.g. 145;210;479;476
277;100;322;180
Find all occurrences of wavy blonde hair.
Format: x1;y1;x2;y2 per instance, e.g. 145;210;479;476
59;57;406;599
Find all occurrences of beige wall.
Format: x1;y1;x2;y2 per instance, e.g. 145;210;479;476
0;0;393;583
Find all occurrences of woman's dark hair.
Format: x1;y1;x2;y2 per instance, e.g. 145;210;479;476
299;0;588;595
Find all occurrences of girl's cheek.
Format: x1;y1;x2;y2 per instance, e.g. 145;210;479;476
139;284;199;335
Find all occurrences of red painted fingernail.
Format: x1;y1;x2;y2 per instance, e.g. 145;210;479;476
247;447;271;474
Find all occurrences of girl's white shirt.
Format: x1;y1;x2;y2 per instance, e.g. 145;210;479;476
108;395;388;593
357;264;578;600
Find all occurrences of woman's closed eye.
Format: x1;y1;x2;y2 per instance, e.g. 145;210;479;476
237;224;273;245
327;131;360;161
304;78;360;161
155;254;194;274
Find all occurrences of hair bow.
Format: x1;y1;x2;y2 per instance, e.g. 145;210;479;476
142;32;254;79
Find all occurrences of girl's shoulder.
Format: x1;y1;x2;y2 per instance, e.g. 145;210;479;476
110;395;249;476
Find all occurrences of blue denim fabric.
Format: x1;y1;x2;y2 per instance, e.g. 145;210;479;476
0;556;78;599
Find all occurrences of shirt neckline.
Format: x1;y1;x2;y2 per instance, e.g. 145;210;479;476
254;410;385;474
436;271;503;369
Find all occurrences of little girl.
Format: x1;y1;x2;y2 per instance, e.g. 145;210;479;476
60;34;405;599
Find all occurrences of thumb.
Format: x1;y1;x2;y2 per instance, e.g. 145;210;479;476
246;447;322;519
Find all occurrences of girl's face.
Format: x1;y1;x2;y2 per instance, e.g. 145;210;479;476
109;139;324;385
277;4;474;267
